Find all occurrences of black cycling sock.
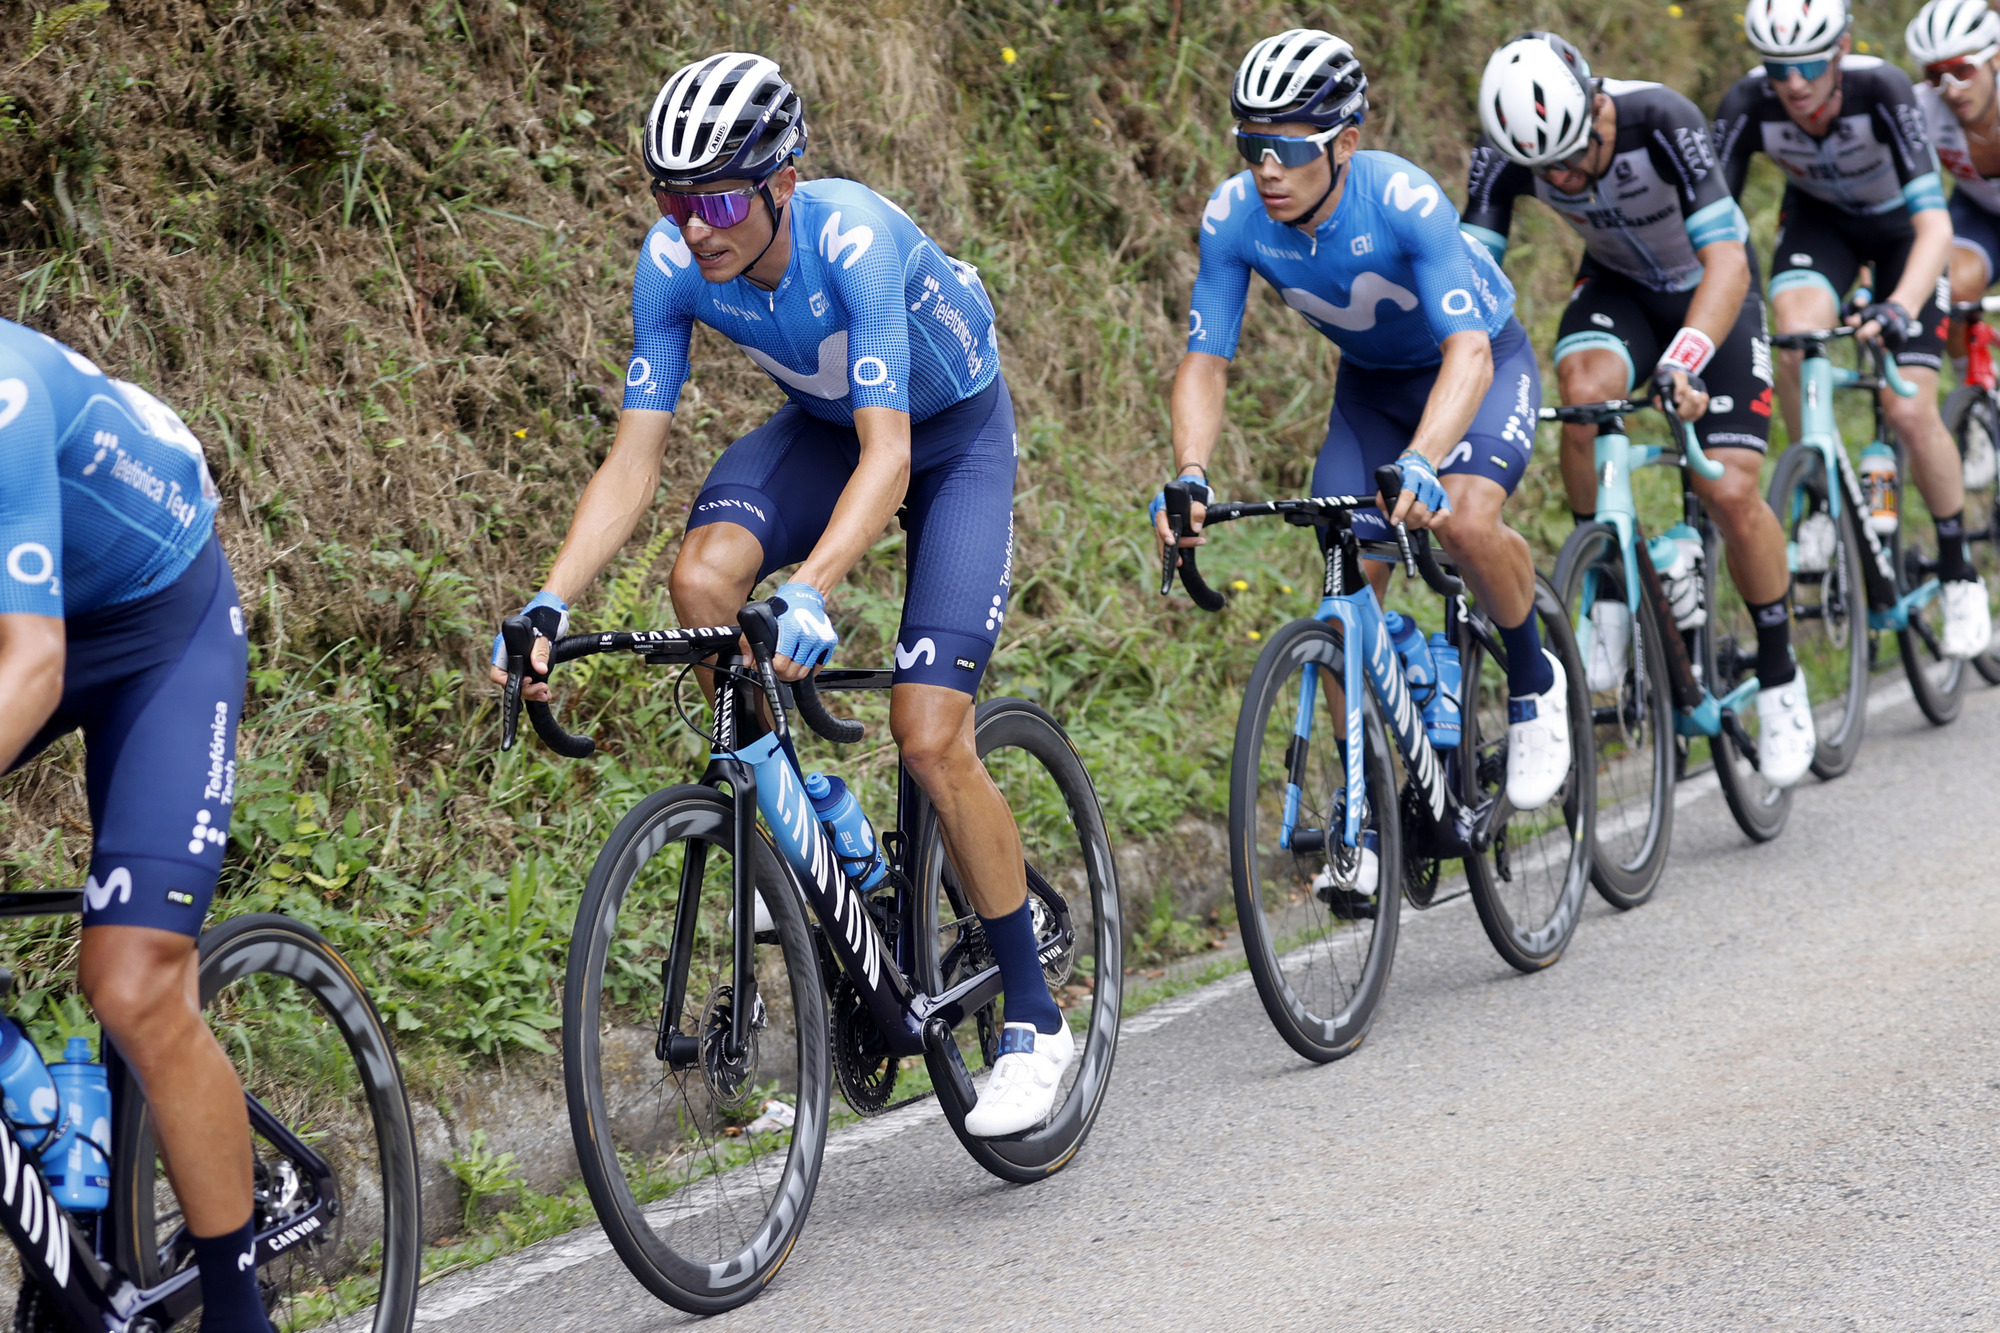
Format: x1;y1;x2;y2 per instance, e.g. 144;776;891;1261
1746;595;1797;687
1572;510;1596;526
1498;614;1555;698
190;1218;274;1333
979;899;1063;1035
1935;510;1975;581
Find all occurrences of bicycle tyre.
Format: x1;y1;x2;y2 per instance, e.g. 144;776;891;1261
1888;431;1967;725
1459;572;1595;970
110;913;421;1333
1942;384;2000;685
1700;522;1793;841
563;785;830;1316
1552;522;1674;910
911;697;1122;1185
1228;617;1401;1063
1766;444;1870;778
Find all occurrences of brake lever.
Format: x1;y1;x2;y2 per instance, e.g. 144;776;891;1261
1394;523;1420;580
500;616;535;752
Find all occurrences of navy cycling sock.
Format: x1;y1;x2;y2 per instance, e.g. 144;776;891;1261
979;899;1063;1035
1746;596;1797;687
1498;614;1554;699
189;1217;273;1333
1935;511;1975;582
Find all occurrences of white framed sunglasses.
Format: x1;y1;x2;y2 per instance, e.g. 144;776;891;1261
1232;124;1344;168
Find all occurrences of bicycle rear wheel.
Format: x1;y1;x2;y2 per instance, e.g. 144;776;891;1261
1942;384;2000;685
912;697;1122;1184
1459;573;1594;970
562;785;830;1316
1553;521;1674;909
110;913;421;1333
1228;617;1400;1063
1767;444;1870;778
1701;522;1793;841
1889;435;1968;725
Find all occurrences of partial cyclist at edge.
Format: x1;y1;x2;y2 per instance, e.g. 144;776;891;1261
1152;29;1573;810
1714;0;1995;660
486;53;1067;1137
1466;32;1815;787
0;319;272;1333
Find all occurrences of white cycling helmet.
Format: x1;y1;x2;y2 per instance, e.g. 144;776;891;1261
1907;0;2000;66
1743;0;1851;59
1232;29;1369;129
643;52;806;188
1479;32;1596;169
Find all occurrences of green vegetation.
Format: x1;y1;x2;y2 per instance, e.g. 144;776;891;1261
0;0;1928;1070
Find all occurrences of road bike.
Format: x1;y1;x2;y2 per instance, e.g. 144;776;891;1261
1551;395;1794;901
0;896;419;1333
497;604;1121;1315
1938;295;2000;686
1764;327;1969;739
1157;465;1594;1065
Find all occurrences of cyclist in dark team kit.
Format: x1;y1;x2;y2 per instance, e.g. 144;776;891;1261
0;320;270;1332
1466;32;1816;786
1907;0;2000;390
1152;29;1573;810
1714;0;1994;658
489;54;1069;1137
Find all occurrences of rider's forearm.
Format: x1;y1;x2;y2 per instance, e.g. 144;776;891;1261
793;406;911;592
1169;352;1231;476
0;614;66;772
1686;241;1751;346
1889;209;1953;316
1406;331;1493;465
540;409;676;605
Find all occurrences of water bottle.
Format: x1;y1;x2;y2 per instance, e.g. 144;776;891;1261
1648;523;1707;629
1385;610;1437;702
1425;631;1462;749
803;773;887;891
0;1016;60;1155
42;1038;109;1212
1860;442;1899;535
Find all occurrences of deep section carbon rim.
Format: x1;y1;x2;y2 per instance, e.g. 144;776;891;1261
1768;445;1868;779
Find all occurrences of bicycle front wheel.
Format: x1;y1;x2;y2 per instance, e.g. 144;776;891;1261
1553;521;1674;909
562;785;830;1316
1889;436;1968;725
1943;384;2000;686
1768;444;1870;778
1460;573;1594;970
111;913;421;1333
1701;523;1793;841
912;697;1123;1184
1229;617;1400;1063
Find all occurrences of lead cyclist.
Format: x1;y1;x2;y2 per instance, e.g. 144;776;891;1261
488;54;1071;1137
1153;29;1572;810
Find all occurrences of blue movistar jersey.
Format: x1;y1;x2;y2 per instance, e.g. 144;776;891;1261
1187;151;1516;371
0;318;217;619
624;178;1000;426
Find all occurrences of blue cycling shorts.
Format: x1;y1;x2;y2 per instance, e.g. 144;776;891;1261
685;376;1018;693
1312;318;1541;541
8;536;248;935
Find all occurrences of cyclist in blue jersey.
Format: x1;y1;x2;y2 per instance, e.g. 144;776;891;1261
0;319;271;1332
489;54;1066;1136
1153;29;1572;809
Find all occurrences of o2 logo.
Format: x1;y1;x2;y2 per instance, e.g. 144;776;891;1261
852;356;896;396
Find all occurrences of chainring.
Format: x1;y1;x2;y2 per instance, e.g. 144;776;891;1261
699;985;765;1111
830;975;898;1116
12;1284;59;1333
1399;780;1441;908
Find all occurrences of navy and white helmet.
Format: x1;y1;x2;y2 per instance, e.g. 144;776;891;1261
1743;0;1850;58
1906;0;2000;66
1231;29;1368;130
1479;32;1596;169
643;53;807;188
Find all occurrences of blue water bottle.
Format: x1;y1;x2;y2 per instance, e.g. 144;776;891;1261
1425;631;1462;749
43;1038;110;1212
0;1016;60;1154
1385;610;1438;716
804;773;888;891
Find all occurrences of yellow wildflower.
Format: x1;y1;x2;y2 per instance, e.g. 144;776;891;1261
1001;47;1017;64
1231;579;1249;591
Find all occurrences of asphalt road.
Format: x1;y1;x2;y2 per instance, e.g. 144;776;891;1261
410;679;2000;1332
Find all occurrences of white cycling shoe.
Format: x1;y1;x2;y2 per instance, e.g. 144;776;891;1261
964;1020;1074;1138
1505;650;1572;811
1940;577;1993;660
1584;601;1631;693
1754;675;1816;788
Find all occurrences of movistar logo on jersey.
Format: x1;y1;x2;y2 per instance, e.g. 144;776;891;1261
738;330;850;399
1383;171;1440;218
1281;274;1420;332
0;378;26;432
1203;177;1247;234
818;212;874;270
651;229;692;273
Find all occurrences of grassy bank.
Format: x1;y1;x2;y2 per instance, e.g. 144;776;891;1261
0;0;1923;1066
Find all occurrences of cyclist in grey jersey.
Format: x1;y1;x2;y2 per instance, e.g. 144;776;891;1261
1908;0;2000;374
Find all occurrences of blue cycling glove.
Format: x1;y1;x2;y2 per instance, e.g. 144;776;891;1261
491;591;569;669
1148;470;1213;523
772;581;839;669
1392;451;1451;519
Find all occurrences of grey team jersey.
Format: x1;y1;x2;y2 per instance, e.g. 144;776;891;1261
1463;79;1748;292
1713;56;1945;216
1917;76;2000;217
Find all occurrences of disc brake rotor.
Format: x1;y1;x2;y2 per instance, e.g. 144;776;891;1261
699;985;766;1111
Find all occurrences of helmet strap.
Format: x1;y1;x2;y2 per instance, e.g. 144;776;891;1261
742;180;789;289
1286;151;1347;249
